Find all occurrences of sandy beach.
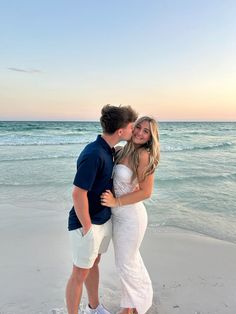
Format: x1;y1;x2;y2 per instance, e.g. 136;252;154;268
0;203;236;314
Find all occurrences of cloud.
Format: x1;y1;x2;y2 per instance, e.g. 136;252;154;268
8;67;41;74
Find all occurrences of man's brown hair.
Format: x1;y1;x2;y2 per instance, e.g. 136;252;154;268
100;104;138;134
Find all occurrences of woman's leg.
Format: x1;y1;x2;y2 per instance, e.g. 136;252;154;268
113;206;152;314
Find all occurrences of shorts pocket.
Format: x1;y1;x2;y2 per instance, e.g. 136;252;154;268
78;227;83;236
82;226;93;239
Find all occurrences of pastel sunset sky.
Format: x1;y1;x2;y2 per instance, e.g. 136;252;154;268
1;0;235;121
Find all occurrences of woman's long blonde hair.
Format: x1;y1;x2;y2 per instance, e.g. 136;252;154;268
116;116;160;181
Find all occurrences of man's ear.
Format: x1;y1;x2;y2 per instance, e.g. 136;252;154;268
118;129;123;136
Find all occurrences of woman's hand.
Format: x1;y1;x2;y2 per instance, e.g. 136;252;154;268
101;190;118;207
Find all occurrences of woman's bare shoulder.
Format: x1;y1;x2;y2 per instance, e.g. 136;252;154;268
138;148;150;165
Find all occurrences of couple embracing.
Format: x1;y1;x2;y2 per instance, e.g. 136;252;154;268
66;105;160;314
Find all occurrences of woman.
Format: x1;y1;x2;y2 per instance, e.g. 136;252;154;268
101;116;160;314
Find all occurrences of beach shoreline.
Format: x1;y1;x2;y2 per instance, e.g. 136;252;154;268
1;205;236;314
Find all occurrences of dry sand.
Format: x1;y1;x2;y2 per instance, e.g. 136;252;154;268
0;206;236;314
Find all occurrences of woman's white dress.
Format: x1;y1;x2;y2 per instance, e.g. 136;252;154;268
112;164;153;314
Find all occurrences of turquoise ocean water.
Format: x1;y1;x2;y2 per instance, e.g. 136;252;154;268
0;121;235;243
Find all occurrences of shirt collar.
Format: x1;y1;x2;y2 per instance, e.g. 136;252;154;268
96;135;115;156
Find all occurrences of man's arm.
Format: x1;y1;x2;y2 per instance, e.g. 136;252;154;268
72;186;92;235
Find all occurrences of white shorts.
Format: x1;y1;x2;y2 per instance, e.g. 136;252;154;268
69;219;112;269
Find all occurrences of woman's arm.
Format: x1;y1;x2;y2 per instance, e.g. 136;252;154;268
101;150;155;207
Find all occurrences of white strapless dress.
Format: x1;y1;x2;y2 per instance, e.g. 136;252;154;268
111;164;153;314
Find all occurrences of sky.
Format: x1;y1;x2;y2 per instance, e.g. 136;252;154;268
0;0;236;121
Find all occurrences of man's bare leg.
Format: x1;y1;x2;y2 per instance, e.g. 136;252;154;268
84;254;101;308
66;265;90;314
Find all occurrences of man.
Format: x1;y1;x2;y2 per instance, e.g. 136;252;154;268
66;104;138;314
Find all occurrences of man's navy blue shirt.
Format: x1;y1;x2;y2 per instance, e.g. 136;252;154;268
68;135;114;231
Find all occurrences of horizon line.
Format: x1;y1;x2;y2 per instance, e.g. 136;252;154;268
0;119;236;123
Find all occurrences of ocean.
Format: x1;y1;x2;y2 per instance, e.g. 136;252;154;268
0;121;235;243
